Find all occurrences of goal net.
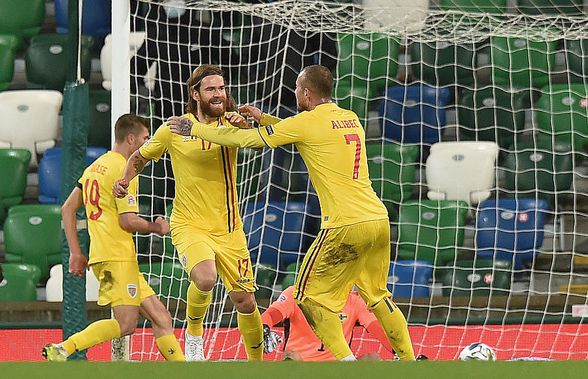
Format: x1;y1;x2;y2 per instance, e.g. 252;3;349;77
118;0;588;361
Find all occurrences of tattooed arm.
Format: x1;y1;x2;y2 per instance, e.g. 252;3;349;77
113;150;149;198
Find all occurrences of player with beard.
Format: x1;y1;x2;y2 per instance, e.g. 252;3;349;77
112;65;264;361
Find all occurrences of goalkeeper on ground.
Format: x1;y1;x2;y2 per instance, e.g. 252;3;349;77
262;286;394;361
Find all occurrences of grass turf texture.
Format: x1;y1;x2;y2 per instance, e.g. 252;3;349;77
1;361;587;379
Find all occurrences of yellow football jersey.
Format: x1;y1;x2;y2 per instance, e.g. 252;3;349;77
257;103;388;229
139;114;241;235
78;151;139;265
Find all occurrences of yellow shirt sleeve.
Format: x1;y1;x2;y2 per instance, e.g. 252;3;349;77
191;123;268;149
115;177;139;214
139;124;170;162
260;113;283;126
256;113;307;148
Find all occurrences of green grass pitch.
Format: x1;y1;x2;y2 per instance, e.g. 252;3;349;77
1;361;587;379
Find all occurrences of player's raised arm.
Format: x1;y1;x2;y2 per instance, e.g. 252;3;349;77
113;150;149;198
61;187;87;277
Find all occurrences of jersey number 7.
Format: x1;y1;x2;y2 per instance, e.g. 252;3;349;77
344;133;361;180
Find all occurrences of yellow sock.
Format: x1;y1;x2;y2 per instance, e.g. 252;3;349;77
237;308;264;361
298;298;353;360
156;334;185;362
186;282;212;337
61;319;121;356
371;298;415;360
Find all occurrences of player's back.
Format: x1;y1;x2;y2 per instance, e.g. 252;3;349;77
79;151;138;265
286;103;387;229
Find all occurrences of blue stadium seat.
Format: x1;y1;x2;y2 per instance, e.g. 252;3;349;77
54;0;111;47
387;260;433;298
476;198;549;270
38;147;107;203
242;200;319;268
380;84;451;147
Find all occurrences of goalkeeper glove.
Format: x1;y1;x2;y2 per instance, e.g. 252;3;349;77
263;324;282;354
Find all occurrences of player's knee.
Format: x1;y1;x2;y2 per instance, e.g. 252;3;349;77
118;318;138;337
193;275;215;292
231;292;256;314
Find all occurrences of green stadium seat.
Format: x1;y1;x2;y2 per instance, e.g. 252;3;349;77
396;200;469;266
503;141;574;201
366;142;419;214
139;157;174;216
517;0;584;16
439;0;508;13
334;80;370;123
255;263;277;299
88;90;112;149
140;261;188;301
0;0;45;47
564;39;587;83
410;40;477;87
457;86;531;148
441;259;512;297
25;34;94;91
0;149;31;221
337;33;399;97
0;35;18;91
3;204;62;281
0;263;40;301
536;83;588;152
281;274;296;290
490;36;557;89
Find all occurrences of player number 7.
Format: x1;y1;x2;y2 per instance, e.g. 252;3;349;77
344;133;361;180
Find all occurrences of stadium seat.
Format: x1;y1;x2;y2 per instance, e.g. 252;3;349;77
410;40;477;87
441;259;512;297
0;263;40;301
0;35;18;91
334;80;370;124
387;260;433;298
366;142;419;214
426;141;499;205
139;261;188;301
380;84;452;147
489;36;557;89
255;263;277;299
564;39;587;83
236;147;267;198
100;32;147;91
0;90;63;167
337;32;400;97
396;200;469;266
0;0;45;47
457;86;531;148
25;34;94;91
476;198;549;270
0;149;31;220
438;0;507;13
38;147;108;204
55;0;112;47
517;0;584;16
88;90;112;149
535;83;588;152
243;200;317;269
3;204;63;281
45;264;100;302
503;141;574;201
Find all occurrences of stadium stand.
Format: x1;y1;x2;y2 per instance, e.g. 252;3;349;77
440;259;512;297
0;263;40;301
0;90;63;167
139;260;187;301
387;260;433;298
45;264;100;302
426;141;499;206
438;0;508;13
0;0;45;48
88;90;112;149
0;34;18;91
54;0;112;49
517;0;585;16
410;40;477;87
0;148;31;222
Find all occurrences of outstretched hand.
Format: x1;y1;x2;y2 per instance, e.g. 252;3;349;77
113;179;129;198
226;111;251;129
238;104;263;124
154;216;170;235
69;253;88;277
168;116;194;136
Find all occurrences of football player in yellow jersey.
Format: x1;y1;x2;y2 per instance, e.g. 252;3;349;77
42;114;184;362
112;65;264;361
167;65;416;361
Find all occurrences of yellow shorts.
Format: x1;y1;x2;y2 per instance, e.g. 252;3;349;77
293;218;392;313
171;225;256;293
91;261;155;307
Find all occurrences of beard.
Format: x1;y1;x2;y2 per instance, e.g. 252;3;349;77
200;97;227;118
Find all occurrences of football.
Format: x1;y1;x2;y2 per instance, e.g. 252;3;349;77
459;343;496;361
